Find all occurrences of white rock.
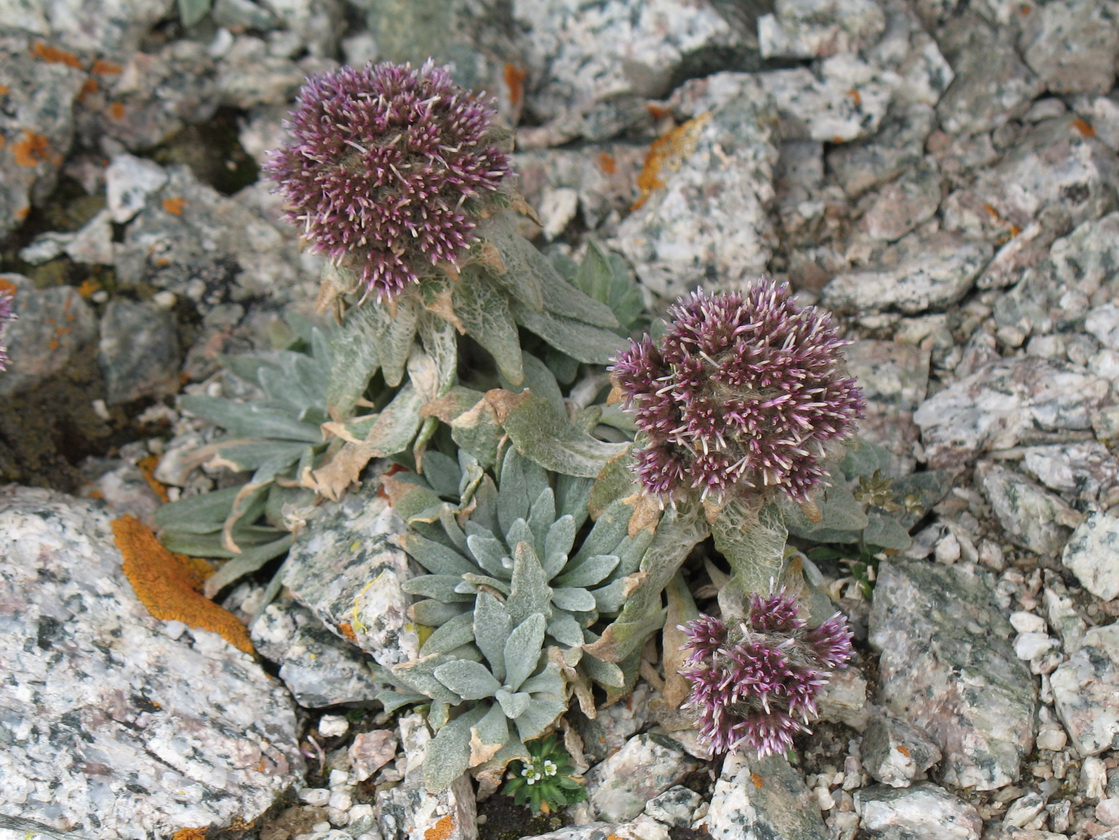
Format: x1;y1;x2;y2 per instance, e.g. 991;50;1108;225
1062;513;1119;600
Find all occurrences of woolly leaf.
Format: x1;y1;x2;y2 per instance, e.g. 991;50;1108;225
434;660;502;700
509;299;626;365
498;390;628;478
500;351;566;419
572;240;645;334
411;598;468;627
424;705;486;792
470;703;511;765
551;587;597;614
542;514;576;579
712;499;788;599
465;529;511;578
497;448;549;536
179;396;323;443
453;267;525;384
496;689;531;719
402;574;475;602
539;247;621;330
365;383;425;458
554;553;619;589
418;450;462;499
392;651;473;705
503;613;546;691
507;542;552;626
201;535;293;598
864;511;913;550
420;611;477;655
475;212;546;312
473;592;511;684
528;488;558;556
546;611;586;648
400;533;479;576
513;692;567;742
784;483;868;542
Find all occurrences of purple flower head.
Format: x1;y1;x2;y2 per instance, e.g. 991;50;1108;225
679;588;853;757
0;289;14;372
265;61;511;300
611;280;865;504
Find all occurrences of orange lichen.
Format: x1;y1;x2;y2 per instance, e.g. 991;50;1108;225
597;152;617;175
13;130;53;167
1072;116;1096;138
847;88;862;108
137;454;171;503
78;78;99;101
112;515;254;655
750;772;764;788
92;59;122;76
172;829;208;840
896;745;911;757
31;41;82;68
0;277;17;297
424;814;455;840
338;622;359;643
646;103;671;122
77;278;101;298
631;112;711;210
0;84;9;95
162;197;186;216
504;63;527;108
110;101;126;120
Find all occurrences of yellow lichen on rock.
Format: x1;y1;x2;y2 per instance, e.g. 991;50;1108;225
112;515;254;655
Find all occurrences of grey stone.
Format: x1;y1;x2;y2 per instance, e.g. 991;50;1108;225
1069;94;1119;153
912;358;1111;470
251;597;383;707
0;33;87;239
98;299;181;405
756;55;893;144
869;561;1037;789
30;0;172;55
282;488;419;670
827;103;936;198
1051;622;1119;756
613;77;779;304
114;164;318;311
1043;584;1087;653
1003;791;1047;829
1087;304;1119;349
0;278;98;399
215;36;333;109
861;715;942;788
758;0;886;60
643;785;703;828
1050;211;1119;298
844;339;930;475
866;3;953;107
584;732;702;823
1062;513;1119;601
856;161;941;243
105;154;169;224
0;487;303;838
704;751;829;840
1019;0;1119;95
822;231;991;315
349;730;399;783
935;13;1044;136
975;462;1080;557
856;783;982;839
19;209;114;266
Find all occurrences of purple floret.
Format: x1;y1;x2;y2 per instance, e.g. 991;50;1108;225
612;280;865;504
680;588;854;757
265;61;510;300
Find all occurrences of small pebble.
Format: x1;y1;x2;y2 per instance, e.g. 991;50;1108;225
298;788;330;807
319;715;350;739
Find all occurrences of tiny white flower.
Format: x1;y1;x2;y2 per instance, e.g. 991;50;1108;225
543;760;558;776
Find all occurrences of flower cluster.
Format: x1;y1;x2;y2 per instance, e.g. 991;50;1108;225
0;289;14;371
266;61;510;300
679;589;853;757
611;280;865;503
503;734;587;815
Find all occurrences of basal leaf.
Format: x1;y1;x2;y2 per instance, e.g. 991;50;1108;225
434;659;502;700
453;268;525;385
503;613;546;691
473;592;511;684
424;706;486;792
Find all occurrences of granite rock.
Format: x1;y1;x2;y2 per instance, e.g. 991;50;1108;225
1050;622;1119;756
584;731;703;823
1061;513;1119;601
21;0;172;55
758;0;886;60
856;782;983;839
0;487;304;838
1018;0;1119;95
975;462;1080;557
869;561;1037;790
98;298;181;405
861;714;943;788
912;357;1111;470
856;161;941;244
828;103;936;198
703;751;829;840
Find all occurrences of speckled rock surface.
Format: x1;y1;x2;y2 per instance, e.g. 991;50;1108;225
861;714;943;788
856;782;983;839
1050;622;1119;757
703;751;829;840
1061;513;1119;601
869;561;1037;790
98;298;181;405
844;339;929;474
282;488;419;669
582;732;703;823
0;487;304;838
975;462;1080;557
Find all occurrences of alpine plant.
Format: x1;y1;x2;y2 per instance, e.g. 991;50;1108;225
611;279;865;504
680;588;853;757
265;60;510;300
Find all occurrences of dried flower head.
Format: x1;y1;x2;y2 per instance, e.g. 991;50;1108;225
265;60;510;300
611;280;865;503
0;289;14;371
680;589;853;756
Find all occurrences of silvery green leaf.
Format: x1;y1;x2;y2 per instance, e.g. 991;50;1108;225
503;613;546;691
411;599;468;627
500;351;566;419
458;572;509;596
611;527;656;578
572;240;644;334
428;698;451;731
784;483;868;541
382;474;443;523
496;689;531;719
588;447;638;519
179;395;323;443
474;212;545;312
712;499;788;599
200;534;293;597
469;475;500;536
505;519;535;558
466;530;512;578
450;397;503;468
591;579;626;614
437;505;469;553
516;662;566;697
555;473;594;528
512;692;567;742
527;488;557;555
840;441;894;478
402;575;476;602
473;592;511;683
542;514;576;579
452;266;524;385
568;498;631;568
392;652;470;705
508;300;626;365
399;533;478;576
578;648;626;690
424;706;486;793
471;703;510;755
326;304;383;420
551;587;597;614
376;685;426;716
420;611;477;655
501;391;629;478
546;610;586;648
380;299;419;388
419;450;462;499
434;660;502;700
507;542;552;627
538;249;620;330
497;448;548;536
202;440;313;473
177;0;211;26
154;485;240;533
554;553;619;589
364;383;425;458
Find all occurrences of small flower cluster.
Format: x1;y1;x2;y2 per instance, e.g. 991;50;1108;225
266;61;510;300
503;734;587;815
611;280;865;503
680;589;853;757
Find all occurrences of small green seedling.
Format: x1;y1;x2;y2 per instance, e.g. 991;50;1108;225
502;734;587;815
